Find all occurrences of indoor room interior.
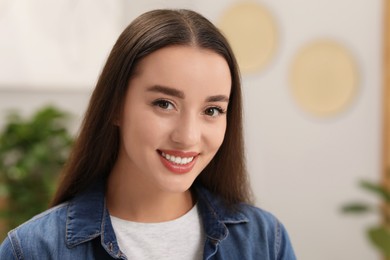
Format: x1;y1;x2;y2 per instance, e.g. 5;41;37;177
0;0;389;259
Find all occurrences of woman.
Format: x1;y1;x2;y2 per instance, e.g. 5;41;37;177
0;9;296;259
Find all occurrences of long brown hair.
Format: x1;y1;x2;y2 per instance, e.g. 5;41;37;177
51;9;252;206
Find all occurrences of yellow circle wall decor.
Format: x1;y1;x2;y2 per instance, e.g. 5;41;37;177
218;2;278;74
290;40;359;117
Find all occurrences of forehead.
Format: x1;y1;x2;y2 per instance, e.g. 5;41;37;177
130;45;232;96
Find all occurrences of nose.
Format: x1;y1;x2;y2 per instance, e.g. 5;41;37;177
170;113;201;147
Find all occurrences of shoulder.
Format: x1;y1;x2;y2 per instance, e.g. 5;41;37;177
238;203;282;232
9;202;68;236
0;203;69;259
231;204;296;259
194;183;296;259
226;203;284;236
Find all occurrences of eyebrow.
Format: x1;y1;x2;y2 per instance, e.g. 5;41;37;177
147;85;184;99
206;95;229;103
147;85;229;103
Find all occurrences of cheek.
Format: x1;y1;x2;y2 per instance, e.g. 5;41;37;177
124;110;174;144
207;120;227;151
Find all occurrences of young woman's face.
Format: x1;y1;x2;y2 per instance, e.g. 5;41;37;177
116;45;231;194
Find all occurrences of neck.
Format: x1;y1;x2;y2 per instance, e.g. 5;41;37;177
106;163;194;223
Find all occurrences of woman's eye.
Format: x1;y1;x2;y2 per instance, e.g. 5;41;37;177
152;99;175;110
204;107;225;117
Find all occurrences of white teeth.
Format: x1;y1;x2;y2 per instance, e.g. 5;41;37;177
161;152;194;165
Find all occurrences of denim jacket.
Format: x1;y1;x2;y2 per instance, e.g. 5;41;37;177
0;181;296;259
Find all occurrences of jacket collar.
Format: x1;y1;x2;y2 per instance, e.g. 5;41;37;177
194;183;249;242
65;180;249;248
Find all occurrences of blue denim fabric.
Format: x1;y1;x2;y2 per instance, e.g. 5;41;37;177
0;181;296;259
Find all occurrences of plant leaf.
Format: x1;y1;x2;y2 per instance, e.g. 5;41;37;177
0;105;74;230
341;202;374;214
360;180;390;203
367;226;390;256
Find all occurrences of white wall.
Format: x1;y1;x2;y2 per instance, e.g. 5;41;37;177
0;0;383;259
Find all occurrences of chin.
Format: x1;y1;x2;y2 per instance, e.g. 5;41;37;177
160;179;195;194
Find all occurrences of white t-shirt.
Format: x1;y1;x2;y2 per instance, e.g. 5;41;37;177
110;204;204;260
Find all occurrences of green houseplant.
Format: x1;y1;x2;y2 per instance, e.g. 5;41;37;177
0;106;73;233
342;174;390;259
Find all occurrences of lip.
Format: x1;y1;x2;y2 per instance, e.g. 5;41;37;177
158;149;199;157
157;150;199;174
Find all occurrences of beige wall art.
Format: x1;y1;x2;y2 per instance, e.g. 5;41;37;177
290;40;359;117
218;2;278;74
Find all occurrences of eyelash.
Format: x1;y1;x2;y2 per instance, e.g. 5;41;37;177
151;99;226;117
203;106;226;117
151;99;175;110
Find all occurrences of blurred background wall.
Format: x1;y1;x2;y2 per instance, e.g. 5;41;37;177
0;0;385;259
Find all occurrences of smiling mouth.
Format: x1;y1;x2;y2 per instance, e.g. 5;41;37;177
160;152;194;165
157;150;199;174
